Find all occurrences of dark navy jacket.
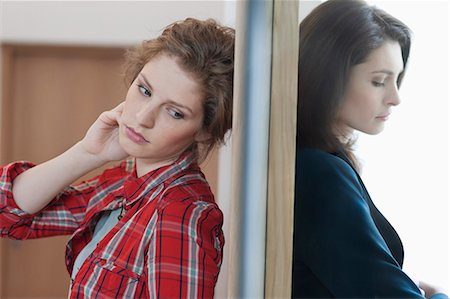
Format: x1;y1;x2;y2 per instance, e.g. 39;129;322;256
292;148;447;298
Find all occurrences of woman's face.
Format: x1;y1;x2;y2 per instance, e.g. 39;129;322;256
336;41;404;137
119;53;208;170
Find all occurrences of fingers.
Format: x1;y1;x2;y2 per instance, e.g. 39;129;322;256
112;100;125;113
104;100;126;124
114;100;126;124
96;100;126;127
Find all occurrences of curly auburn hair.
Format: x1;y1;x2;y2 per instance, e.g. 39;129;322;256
123;18;235;161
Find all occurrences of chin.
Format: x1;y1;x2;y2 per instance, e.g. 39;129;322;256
118;136;138;157
362;126;384;135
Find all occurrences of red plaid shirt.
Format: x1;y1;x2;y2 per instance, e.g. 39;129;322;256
0;151;224;298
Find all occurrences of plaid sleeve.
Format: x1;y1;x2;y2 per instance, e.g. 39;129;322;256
0;161;100;240
147;199;225;299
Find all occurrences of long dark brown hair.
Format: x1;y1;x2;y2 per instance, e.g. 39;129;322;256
297;0;411;169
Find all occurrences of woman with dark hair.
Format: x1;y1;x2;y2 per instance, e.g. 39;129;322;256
292;0;448;298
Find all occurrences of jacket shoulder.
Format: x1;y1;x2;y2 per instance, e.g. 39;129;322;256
297;148;357;182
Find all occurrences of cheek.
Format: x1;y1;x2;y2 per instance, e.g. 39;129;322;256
166;127;199;146
345;90;371;116
125;83;136;100
122;90;141;118
120;102;133;121
339;96;359;120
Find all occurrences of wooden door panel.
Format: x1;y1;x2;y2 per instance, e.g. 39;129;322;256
9;47;127;163
1;45;128;299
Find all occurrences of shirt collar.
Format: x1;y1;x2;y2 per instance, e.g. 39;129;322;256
123;150;198;206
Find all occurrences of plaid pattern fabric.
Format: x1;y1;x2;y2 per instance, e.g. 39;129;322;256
0;151;224;298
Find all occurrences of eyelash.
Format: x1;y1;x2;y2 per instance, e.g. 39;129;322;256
167;109;184;120
372;81;385;87
137;84;151;97
137;83;184;120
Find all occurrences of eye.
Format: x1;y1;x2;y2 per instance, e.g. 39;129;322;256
167;108;184;120
372;81;385;87
137;84;152;97
396;75;402;88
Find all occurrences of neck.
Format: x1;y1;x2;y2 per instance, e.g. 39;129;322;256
333;124;354;144
135;157;178;177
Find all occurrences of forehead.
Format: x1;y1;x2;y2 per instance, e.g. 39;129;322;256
139;54;204;110
357;41;404;74
141;54;193;80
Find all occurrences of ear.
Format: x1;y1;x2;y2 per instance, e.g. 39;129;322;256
194;129;211;143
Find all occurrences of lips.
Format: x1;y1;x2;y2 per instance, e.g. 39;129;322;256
376;113;391;121
125;126;149;144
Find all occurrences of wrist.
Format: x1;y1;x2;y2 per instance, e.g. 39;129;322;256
68;142;108;172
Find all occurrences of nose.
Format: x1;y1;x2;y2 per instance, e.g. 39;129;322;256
386;85;401;106
136;101;157;128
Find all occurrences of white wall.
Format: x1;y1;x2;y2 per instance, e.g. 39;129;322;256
215;2;236;296
0;1;226;46
299;0;320;22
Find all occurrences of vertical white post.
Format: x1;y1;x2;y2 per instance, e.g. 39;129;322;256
228;0;274;297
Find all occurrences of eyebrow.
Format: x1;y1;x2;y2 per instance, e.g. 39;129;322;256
371;69;403;76
139;73;153;91
138;73;194;114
